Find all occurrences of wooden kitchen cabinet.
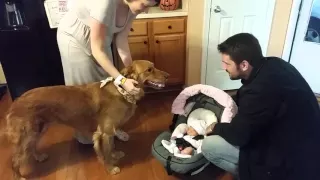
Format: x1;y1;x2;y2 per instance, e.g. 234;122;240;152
153;34;185;84
113;16;187;88
128;36;150;64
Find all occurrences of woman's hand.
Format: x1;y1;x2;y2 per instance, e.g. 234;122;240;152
122;78;140;95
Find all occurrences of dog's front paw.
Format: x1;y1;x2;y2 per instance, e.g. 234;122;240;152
109;166;121;175
34;153;48;162
112;151;125;159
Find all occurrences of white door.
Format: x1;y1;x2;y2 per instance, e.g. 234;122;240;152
289;0;320;94
204;0;275;90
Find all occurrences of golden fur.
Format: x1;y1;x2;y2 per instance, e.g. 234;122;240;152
3;60;169;180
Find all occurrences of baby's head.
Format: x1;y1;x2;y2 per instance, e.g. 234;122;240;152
187;120;207;136
187;126;199;136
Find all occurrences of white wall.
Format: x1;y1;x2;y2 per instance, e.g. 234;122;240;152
186;0;294;85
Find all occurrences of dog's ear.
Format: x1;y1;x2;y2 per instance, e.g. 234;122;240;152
120;65;138;80
120;66;133;78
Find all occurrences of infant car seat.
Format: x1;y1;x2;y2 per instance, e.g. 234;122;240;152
151;84;238;176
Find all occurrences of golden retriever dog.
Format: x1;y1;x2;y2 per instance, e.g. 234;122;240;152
3;60;169;180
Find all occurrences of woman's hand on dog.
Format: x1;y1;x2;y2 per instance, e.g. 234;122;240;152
123;78;140;95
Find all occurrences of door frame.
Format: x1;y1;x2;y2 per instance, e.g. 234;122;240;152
282;0;303;62
200;0;277;84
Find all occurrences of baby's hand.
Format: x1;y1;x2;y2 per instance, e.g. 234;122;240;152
175;133;184;138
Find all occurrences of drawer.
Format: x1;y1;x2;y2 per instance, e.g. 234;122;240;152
129;21;148;36
153;18;185;35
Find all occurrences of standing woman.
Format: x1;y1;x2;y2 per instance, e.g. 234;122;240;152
57;0;159;144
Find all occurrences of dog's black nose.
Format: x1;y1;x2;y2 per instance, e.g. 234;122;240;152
164;73;170;79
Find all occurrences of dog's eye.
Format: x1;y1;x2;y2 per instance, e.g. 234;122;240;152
147;68;153;72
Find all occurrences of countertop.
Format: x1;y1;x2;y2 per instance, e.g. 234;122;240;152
44;0;188;28
136;6;188;19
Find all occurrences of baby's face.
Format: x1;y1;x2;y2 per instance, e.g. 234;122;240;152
187;127;198;136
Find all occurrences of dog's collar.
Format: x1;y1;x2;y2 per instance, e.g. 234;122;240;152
100;77;136;104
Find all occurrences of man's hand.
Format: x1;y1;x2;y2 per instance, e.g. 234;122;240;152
206;122;217;135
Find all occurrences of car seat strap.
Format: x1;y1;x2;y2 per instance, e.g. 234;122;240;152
166;156;173;175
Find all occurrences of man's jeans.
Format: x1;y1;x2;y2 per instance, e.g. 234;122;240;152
201;135;239;176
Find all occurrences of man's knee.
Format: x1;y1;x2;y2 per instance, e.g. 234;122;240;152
201;135;227;156
201;135;239;176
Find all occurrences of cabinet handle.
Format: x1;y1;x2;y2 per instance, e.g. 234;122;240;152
144;41;147;44
168;25;172;29
156;40;160;44
130;28;134;32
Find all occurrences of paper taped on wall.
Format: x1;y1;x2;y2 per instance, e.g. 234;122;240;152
43;0;69;29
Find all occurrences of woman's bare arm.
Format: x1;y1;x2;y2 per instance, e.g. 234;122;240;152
115;15;136;67
90;18;121;79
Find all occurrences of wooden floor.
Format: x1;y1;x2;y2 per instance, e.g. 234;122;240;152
0;89;234;180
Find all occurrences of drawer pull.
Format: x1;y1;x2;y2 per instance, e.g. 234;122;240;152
130;28;134;32
156;40;160;44
144;41;147;44
168;25;172;29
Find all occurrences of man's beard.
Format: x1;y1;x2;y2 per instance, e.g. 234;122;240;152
229;74;241;80
226;69;241;80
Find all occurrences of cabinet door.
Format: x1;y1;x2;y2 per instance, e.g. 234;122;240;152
153;34;185;85
117;36;150;70
129;36;150;60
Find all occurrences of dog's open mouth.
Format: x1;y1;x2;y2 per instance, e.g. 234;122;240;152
146;80;165;89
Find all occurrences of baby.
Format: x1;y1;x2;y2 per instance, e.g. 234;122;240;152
162;108;217;158
161;119;207;158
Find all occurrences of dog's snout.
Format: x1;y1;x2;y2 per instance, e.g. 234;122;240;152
163;72;170;79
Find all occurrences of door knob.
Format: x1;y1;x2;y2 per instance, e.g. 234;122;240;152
213;6;221;13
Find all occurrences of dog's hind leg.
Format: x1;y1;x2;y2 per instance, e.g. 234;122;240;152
12;126;48;180
32;137;48;163
11;134;36;180
32;123;49;162
12;146;27;180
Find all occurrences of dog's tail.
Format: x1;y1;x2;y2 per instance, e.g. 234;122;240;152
93;125;113;164
0;112;21;146
0;112;10;145
0;128;9;145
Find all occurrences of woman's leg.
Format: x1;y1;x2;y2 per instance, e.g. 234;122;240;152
201;135;239;176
